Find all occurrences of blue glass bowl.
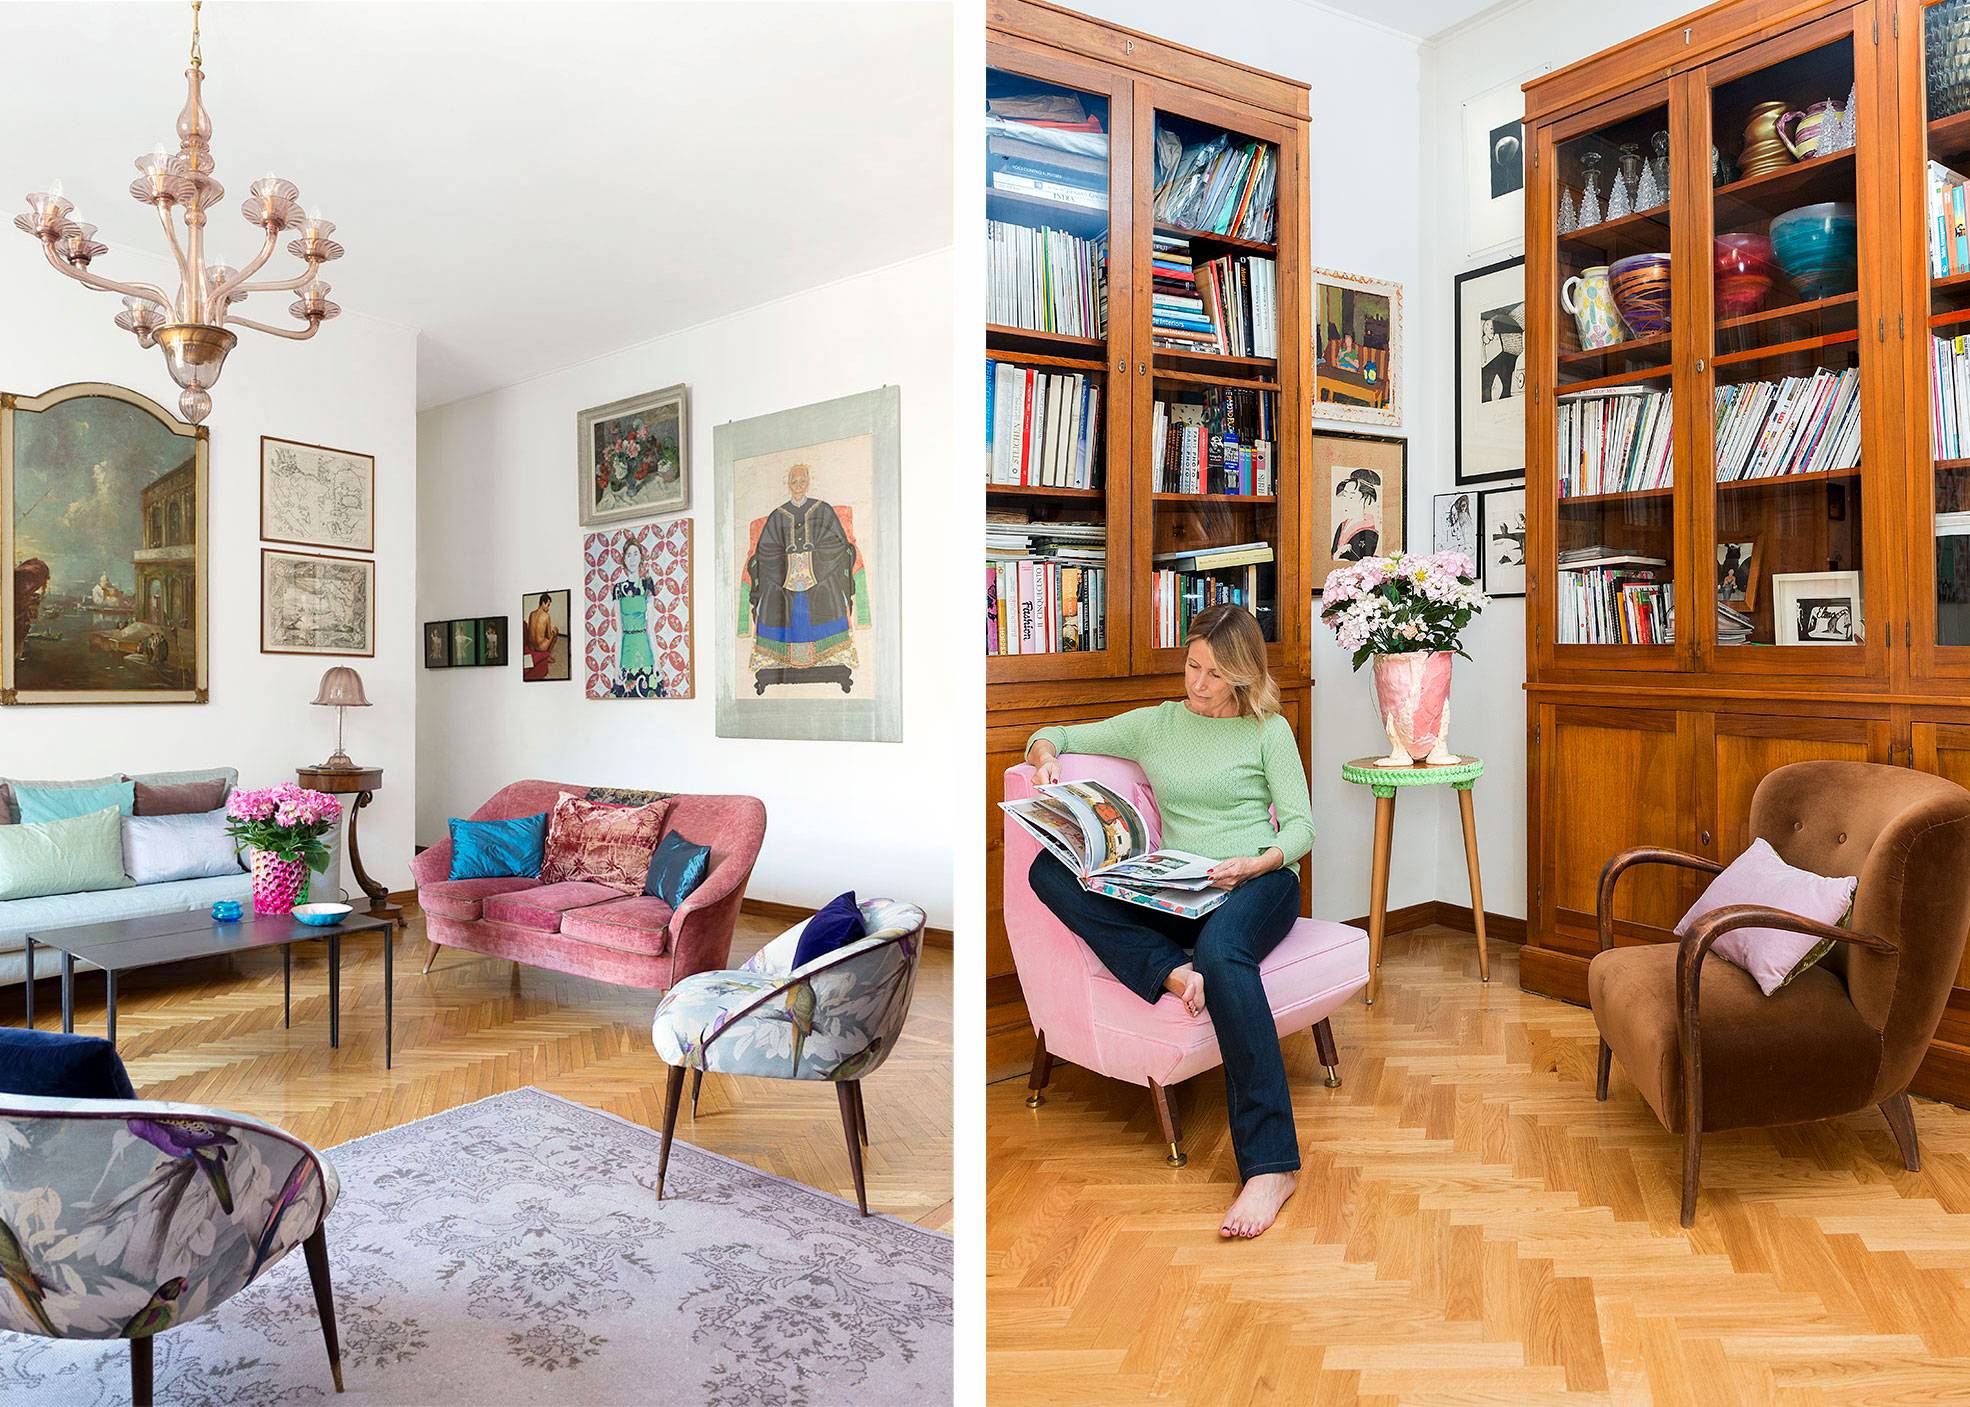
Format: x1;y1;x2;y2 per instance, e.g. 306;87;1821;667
292;903;353;927
1768;202;1858;299
210;901;242;924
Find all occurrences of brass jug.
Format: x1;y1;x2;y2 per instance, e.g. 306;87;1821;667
1739;101;1800;180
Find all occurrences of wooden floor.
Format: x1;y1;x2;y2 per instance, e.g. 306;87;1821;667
987;925;1970;1405
1;907;953;1231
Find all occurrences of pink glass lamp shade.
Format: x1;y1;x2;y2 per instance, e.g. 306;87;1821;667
1714;233;1780;319
311;666;371;770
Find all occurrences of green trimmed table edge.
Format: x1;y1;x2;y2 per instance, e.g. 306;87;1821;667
1340;756;1484;799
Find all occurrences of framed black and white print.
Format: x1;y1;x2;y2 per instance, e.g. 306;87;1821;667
1479;487;1526;598
1455;257;1526;487
1432;491;1479;564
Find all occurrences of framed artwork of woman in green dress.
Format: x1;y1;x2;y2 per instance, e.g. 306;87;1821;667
582;520;693;699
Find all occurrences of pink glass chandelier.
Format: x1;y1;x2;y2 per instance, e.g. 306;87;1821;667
13;1;342;424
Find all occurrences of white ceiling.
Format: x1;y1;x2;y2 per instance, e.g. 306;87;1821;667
1298;0;1515;41
0;1;956;411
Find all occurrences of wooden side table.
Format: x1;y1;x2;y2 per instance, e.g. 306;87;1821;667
296;765;402;929
1339;756;1488;1005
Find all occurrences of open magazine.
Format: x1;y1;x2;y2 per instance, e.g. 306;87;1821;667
1002;778;1227;918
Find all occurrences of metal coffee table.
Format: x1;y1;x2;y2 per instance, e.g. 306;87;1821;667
23;909;397;1066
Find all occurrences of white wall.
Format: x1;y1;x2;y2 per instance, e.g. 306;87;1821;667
416;249;956;929
0;251;420;895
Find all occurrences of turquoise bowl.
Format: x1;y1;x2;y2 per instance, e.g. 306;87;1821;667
1768;202;1858;299
292;903;352;927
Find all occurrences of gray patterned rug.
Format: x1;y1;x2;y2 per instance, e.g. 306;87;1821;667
0;1087;952;1405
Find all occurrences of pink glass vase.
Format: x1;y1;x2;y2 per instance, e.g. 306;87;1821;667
251;852;309;915
1370;650;1459;767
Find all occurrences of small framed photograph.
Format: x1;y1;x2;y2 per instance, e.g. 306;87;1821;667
1479;487;1526;597
1432;490;1480;564
522;589;573;681
1773;570;1862;644
1716;537;1764;611
422;621;451;669
578;383;689;527
1313;269;1403;427
450;618;480;667
477;616;509;667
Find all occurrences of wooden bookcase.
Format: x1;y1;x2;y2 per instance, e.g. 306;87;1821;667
983;0;1313;1070
1521;0;1970;1104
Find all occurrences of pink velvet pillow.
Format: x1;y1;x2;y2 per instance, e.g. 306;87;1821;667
1674;838;1858;996
539;791;669;894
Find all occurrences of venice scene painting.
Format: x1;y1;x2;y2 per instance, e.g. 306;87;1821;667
4;385;205;703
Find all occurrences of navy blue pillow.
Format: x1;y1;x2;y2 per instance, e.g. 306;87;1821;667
791;890;866;970
644;830;712;907
0;1028;136;1100
448;812;549;881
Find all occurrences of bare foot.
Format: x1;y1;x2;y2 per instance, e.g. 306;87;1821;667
1162;964;1205;1017
1219;1171;1296;1239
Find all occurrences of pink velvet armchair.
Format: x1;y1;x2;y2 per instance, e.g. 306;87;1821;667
1005;756;1371;1166
410;780;767;992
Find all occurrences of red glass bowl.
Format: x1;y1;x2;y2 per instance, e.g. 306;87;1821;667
1714;233;1779;319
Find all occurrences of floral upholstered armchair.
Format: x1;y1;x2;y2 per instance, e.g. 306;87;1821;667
650;898;926;1215
0;1094;343;1406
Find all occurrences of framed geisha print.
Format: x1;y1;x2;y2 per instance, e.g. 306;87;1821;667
2;383;208;704
577;383;689;527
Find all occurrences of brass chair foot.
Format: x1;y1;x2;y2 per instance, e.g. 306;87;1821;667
655;1177;665;1201
1323;1065;1341;1088
1026;1092;1045;1109
1165;1143;1187;1168
331;1363;345;1393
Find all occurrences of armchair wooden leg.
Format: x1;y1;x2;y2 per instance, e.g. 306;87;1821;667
1596;1040;1612;1101
837;1080;869;1216
690;1068;704;1118
1148;1077;1185;1167
852;1080;868;1146
1881;1090;1921;1172
657;1064;686;1201
303;1224;345;1393
1312;1018;1341;1088
130;1333;153;1407
421;940;441;975
1026;1031;1053;1109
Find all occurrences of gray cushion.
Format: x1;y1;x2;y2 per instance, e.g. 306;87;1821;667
121;809;245;886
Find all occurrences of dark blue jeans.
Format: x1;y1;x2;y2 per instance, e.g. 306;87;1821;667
1028;853;1303;1180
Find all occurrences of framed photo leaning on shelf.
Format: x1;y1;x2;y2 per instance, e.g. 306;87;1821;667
1453;257;1526;486
1717;536;1764;612
1479;486;1526;598
577;383;689;527
1772;571;1862;645
1312;270;1402;427
1310;430;1405;588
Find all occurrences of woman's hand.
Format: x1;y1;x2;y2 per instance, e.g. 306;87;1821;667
1208;849;1282;891
1028;740;1061;786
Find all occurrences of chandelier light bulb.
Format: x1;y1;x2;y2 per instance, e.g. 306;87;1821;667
149;144;170;175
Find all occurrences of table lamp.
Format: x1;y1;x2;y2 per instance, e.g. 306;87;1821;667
310;666;371;770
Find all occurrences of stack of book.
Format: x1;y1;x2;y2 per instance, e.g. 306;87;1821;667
1556;385;1673;496
987;221;1107;338
1931;160;1969;278
1148;542;1275;647
1195;254;1278;358
1152;129;1278;243
1150;386;1275;495
1557;557;1675;644
1152;234;1216;351
1717;602;1755;645
1933;332;1970;460
986;359;1103;488
1712;367;1861;482
985;517;1107;655
987;124;1108;214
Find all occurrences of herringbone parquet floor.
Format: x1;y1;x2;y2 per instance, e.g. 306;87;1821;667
987;926;1970;1405
1;907;952;1230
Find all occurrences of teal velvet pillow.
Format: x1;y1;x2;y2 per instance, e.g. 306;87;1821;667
16;780;136;823
448;812;549;880
643;830;711;907
0;809;128;901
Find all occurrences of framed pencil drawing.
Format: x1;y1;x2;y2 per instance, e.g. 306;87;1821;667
260;435;374;552
261;548;374;657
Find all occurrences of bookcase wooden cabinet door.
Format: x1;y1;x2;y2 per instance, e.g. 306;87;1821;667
1701;710;1891;857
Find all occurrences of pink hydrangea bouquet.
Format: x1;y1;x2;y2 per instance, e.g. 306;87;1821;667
225;783;341;873
1320;552;1489;670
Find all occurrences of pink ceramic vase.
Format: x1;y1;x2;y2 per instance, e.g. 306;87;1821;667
251;851;309;915
1370;650;1459;767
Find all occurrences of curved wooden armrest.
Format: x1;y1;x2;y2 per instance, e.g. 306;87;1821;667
1596;846;1725;952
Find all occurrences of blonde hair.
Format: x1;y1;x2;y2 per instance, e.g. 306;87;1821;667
1185;604;1278;719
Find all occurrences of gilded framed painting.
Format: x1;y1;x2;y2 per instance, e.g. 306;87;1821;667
577;383;689;527
260;435;374;551
2;382;208;704
261;548;374;657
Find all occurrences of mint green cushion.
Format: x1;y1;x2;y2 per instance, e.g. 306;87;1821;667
0;809;129;901
16;780;136;823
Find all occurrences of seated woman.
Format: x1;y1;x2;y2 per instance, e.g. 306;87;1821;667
1022;603;1314;1239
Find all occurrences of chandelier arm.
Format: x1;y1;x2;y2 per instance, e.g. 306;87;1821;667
208;225;280;307
153;202;193;310
237;256;322;296
40;240;173;311
226;314;320;341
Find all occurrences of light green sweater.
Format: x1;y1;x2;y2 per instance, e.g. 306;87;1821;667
1030;702;1314;874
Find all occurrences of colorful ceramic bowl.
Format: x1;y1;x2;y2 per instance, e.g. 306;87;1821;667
293;903;353;927
1768;201;1858;299
1713;233;1780;318
1608;252;1672;336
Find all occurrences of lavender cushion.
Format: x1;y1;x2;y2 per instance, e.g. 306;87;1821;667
1675;838;1858;996
120;808;244;885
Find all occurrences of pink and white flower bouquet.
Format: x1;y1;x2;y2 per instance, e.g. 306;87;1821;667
1320;552;1489;670
225;784;342;873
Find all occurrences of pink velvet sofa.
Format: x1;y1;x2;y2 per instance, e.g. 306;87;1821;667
1005;755;1371;1165
410;780;767;991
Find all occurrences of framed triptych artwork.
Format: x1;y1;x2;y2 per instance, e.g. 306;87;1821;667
1310;430;1406;591
583;520;693;699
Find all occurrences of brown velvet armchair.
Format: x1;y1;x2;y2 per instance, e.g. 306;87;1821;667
1589;760;1970;1228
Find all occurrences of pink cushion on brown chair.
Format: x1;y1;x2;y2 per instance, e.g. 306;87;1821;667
419;876;542;923
483;881;623;934
561;895;676;957
539;792;668;893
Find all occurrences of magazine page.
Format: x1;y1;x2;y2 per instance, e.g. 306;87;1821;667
999;799;1092;875
1082;876;1228;919
1087;849;1219;887
1037;778;1145;870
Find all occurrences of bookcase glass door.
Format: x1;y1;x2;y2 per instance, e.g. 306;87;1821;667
1551;98;1680;652
1920;0;1970;662
1706;30;1870;656
1141;98;1284;663
985;57;1128;675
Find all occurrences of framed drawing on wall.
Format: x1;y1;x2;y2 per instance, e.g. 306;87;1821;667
1432;491;1479;564
1480;486;1527;597
715;386;901;742
583;521;692;698
1454;257;1527;486
577;383;689;527
3;382;208;704
261;549;374;657
1313;270;1402;427
260;436;374;552
1310;430;1405;591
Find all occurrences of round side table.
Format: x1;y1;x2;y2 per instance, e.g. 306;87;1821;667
1339;755;1488;1005
296;765;402;930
